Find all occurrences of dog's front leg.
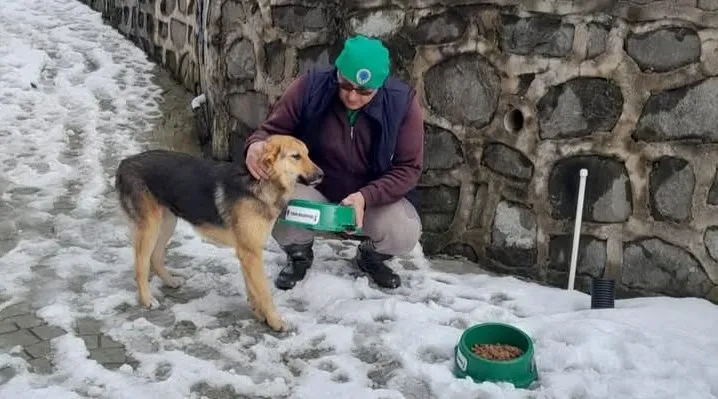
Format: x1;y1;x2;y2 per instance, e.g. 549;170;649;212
230;200;286;332
234;243;285;332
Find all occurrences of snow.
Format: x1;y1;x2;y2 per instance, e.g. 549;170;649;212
1;1;718;399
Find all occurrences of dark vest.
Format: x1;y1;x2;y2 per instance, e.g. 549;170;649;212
294;65;420;209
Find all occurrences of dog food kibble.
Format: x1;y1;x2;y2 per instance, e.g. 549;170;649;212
471;343;523;360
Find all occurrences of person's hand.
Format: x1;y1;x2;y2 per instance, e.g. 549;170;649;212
246;140;269;180
340;191;365;231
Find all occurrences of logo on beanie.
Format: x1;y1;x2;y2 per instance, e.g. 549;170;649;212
356;68;371;85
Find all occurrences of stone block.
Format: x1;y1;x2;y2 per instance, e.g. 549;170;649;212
517;73;535;97
548;234;607;277
159;0;176;16
349;9;405;37
707;286;718;303
264;40;285;82
90;348;127;364
537;77;624;139
228;92;269;130
468;184;489;229
31;325;66;341
11;314;43;329
170;19;187;48
489;200;537;268
383;34;415;83
704;226;718;263
100;335;124;348
481;142;533;181
424;53;501;128
272;5;327;34
708;170;718;205
699;0;718;10
226;39;256;81
25;341;52;359
586;22;609;59
0;329;40;348
622;238;712;297
500;14;575;57
145;16;155;37
634;77;718;142
77;318;103;335
649;157;694;222
178;0;191;14
222;0;245;34
159;20;169;40
296;44;338;75
422;124;463;171
0;303;31;319
417;185;460;233
29;358;53;374
0;366;16;385
166;49;178;76
412;10;467;44
548;155;632;223
0;321;18;334
81;335;99;349
625;27;700;73
442;243;479;263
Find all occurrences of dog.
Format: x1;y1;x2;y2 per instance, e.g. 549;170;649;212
113;134;324;332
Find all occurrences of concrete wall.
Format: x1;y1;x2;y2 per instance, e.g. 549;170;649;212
80;0;718;303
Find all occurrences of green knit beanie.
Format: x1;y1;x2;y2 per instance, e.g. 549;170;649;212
335;35;390;89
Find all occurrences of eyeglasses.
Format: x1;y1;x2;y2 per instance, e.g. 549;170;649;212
338;80;375;96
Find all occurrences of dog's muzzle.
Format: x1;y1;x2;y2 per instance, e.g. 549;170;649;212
299;169;324;186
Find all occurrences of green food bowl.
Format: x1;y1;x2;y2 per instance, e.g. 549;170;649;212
454;322;538;389
278;199;360;233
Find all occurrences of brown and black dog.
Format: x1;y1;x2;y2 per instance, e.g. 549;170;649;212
114;135;323;331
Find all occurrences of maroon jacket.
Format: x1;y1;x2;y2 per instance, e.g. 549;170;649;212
243;74;424;208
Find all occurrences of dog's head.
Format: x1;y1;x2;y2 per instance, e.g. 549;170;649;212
261;135;324;188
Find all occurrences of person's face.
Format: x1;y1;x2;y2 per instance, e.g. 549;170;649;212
337;73;377;110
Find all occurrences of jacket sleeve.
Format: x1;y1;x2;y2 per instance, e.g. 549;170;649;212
359;94;424;207
243;75;307;157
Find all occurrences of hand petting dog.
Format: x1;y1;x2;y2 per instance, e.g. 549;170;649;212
246;141;269;180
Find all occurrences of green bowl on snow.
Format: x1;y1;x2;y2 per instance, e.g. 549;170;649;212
454;322;538;389
278;199;360;233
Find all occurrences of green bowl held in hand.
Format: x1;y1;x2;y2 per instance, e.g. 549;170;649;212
278;199;361;234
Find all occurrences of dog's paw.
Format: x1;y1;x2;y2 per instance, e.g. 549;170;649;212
163;275;185;288
148;297;161;310
265;313;286;332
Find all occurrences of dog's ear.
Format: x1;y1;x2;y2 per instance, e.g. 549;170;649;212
260;140;282;169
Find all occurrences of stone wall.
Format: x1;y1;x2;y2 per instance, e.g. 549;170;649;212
80;0;718;303
78;0;201;93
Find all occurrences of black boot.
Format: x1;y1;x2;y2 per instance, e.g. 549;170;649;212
354;241;401;289
275;242;314;290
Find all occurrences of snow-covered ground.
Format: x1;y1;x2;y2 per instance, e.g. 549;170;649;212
2;1;718;398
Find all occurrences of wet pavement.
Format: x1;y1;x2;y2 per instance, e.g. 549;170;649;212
0;64;198;376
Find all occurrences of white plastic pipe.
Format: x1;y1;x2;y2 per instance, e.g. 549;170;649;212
567;168;588;291
191;93;206;110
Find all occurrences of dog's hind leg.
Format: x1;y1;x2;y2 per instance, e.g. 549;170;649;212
133;193;163;309
150;207;184;288
232;200;285;332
